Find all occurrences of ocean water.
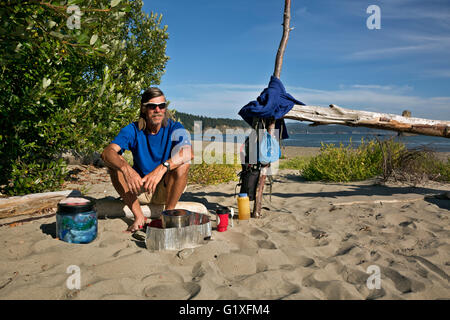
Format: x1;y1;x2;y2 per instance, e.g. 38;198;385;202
282;133;450;152
193;133;450;152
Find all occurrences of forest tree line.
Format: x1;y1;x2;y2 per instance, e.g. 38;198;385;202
172;111;250;132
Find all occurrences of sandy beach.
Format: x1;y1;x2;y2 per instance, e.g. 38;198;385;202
0;146;449;300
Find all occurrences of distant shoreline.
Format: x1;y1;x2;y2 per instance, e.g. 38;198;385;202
190;140;450;162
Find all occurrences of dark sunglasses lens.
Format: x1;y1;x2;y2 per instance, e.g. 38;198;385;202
146;102;166;109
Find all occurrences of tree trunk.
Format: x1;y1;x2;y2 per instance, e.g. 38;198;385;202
284;104;450;138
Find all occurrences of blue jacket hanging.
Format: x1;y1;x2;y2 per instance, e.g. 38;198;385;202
238;76;305;139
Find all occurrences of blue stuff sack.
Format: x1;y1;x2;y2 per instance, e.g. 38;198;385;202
259;132;281;164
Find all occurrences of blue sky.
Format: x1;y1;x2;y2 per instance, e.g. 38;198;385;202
142;0;450;121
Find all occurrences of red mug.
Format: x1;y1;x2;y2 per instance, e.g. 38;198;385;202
216;208;229;232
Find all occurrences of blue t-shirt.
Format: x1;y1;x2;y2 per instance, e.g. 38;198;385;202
111;119;191;177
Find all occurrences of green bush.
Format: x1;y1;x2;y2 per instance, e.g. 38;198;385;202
279;156;311;171
300;138;449;183
302;139;389;182
440;158;450;182
388;147;450;183
188;153;240;185
5;158;67;196
0;0;169;195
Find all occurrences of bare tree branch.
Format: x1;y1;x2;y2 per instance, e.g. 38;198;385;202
273;0;291;79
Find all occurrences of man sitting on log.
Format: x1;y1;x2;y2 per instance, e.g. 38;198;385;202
101;87;193;232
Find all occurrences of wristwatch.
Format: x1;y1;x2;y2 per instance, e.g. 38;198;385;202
163;161;170;172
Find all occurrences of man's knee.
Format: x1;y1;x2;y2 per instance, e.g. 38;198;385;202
107;167;128;194
172;162;190;178
107;167;121;181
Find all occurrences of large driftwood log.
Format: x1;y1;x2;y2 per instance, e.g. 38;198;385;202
0;190;81;219
284;104;450;138
95;198;208;219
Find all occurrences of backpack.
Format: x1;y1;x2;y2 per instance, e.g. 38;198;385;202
235;119;281;201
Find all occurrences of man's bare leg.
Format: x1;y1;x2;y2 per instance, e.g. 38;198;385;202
108;168;146;232
164;162;190;210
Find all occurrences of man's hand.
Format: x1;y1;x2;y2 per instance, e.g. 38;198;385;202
122;166;144;195
142;165;167;194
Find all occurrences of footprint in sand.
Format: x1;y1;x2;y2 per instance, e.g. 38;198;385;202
334;243;358;257
238;271;300;299
302;274;363;300
381;267;426;294
279;247;316;268
256;240;277;250
143;282;200;300
366;288;386;300
215;285;240;300
342;266;371;287
408;256;450;282
141;271;201;300
249;227;269;240
215;253;257;278
293;256;315;268
82;277;138;298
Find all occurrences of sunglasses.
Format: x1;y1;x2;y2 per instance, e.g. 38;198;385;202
142;102;167;110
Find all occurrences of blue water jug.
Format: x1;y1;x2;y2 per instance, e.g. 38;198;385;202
56;197;97;244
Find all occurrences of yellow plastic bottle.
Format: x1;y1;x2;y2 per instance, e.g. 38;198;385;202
237;193;250;220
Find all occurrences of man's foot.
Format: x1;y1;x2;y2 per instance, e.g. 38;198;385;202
125;217;147;233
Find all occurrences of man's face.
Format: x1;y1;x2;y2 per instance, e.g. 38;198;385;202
144;95;166;127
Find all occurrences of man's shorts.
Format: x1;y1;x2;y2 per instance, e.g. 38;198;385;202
137;179;168;205
137;179;187;205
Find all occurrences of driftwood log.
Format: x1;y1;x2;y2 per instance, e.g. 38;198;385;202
0;188;208;223
284;104;450;138
96;198;208;219
0;190;81;219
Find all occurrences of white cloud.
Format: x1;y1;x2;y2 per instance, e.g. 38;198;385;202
424;69;450;78
347;45;431;60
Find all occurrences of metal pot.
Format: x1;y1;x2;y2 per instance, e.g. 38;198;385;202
161;209;193;228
